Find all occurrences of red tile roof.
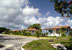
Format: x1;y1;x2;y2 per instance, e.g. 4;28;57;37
25;28;37;31
44;26;70;30
10;28;37;31
10;30;20;31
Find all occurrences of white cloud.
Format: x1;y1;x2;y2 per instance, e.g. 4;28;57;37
0;0;72;30
45;11;50;16
22;6;41;16
0;0;41;29
0;0;28;29
32;16;72;29
24;16;40;25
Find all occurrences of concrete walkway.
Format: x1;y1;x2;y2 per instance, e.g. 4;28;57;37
0;34;39;50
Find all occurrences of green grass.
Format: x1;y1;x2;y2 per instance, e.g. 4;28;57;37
23;39;58;50
23;36;72;50
54;36;72;50
54;37;70;43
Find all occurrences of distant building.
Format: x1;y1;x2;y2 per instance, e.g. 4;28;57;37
11;28;37;34
10;30;20;32
44;26;72;36
25;28;37;34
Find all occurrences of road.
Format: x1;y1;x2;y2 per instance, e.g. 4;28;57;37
0;34;39;50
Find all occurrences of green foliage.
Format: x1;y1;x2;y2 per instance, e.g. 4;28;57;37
42;33;46;37
9;31;22;35
58;27;67;37
28;24;41;30
42;32;48;37
23;30;27;36
50;0;72;17
69;36;72;42
3;28;10;34
54;36;72;49
26;32;31;37
13;31;19;35
61;27;67;31
0;27;10;33
9;31;14;35
35;31;42;38
69;32;72;36
23;39;57;50
46;32;48;35
61;32;66;37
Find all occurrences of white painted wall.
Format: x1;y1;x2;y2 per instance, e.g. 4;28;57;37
53;29;56;34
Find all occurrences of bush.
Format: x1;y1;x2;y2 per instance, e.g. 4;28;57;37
42;33;46;37
69;36;72;42
61;32;66;37
3;31;10;34
26;32;31;37
46;32;48;35
23;30;27;36
35;31;42;38
42;32;48;37
69;32;72;36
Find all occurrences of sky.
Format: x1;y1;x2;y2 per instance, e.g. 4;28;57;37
0;0;72;30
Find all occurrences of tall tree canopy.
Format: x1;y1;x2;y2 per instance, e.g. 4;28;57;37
50;0;72;17
28;24;41;30
0;27;10;33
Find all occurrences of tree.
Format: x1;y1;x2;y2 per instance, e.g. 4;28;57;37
23;30;27;36
4;29;10;34
28;24;41;30
28;24;42;32
50;0;72;17
58;27;67;37
0;27;10;33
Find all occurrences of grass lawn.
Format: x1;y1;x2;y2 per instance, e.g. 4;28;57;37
23;36;72;50
23;39;58;50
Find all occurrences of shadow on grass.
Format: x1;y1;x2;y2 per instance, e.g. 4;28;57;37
61;42;72;50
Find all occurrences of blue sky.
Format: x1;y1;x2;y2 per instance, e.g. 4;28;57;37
29;0;61;17
29;0;71;17
0;0;72;30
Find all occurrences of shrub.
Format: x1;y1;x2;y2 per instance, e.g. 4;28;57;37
46;32;48;35
58;27;67;37
69;36;72;42
61;32;66;37
35;31;42;38
3;31;10;34
26;32;31;37
22;30;27;36
69;32;72;36
42;32;48;37
42;33;46;37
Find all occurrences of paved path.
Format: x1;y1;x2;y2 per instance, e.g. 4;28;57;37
0;34;39;50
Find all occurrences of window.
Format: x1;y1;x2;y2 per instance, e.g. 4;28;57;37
49;30;53;33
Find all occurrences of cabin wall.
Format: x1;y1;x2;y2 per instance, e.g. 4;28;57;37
27;30;35;34
53;29;56;34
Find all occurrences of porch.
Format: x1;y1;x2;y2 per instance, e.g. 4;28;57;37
44;26;71;36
